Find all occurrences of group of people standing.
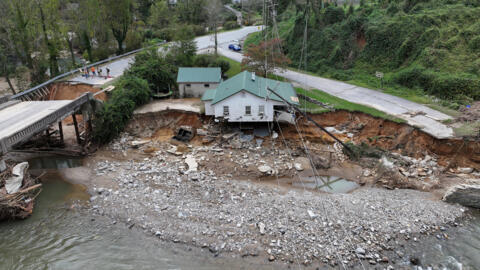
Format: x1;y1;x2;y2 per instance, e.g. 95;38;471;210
81;66;111;79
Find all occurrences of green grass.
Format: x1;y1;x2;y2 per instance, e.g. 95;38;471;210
296;87;406;123
453;122;480;137
217;56;242;78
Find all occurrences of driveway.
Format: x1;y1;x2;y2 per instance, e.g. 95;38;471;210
218;47;454;139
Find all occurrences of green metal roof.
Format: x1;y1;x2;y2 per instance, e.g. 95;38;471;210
209;71;299;105
201;89;217;101
177;67;222;83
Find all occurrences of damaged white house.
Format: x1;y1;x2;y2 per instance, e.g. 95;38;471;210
201;71;299;122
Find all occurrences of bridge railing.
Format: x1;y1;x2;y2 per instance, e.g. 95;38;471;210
0;95;11;105
0;93;92;155
10;42;166;100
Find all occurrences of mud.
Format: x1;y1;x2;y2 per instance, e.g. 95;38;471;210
48;82;106;101
284;111;480;170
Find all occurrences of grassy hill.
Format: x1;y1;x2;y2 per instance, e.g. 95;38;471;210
245;0;480;109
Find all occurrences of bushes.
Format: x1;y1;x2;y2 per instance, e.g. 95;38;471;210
469;36;480;52
223;21;240;30
93;75;151;144
126;48;177;95
193;54;230;75
393;66;480;101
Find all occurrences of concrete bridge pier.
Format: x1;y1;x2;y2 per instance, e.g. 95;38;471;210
72;113;81;145
0;158;6;173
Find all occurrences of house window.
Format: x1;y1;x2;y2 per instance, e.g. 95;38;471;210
204;84;210;88
258;105;265;115
223;106;229;116
186;84;191;87
245;106;251;116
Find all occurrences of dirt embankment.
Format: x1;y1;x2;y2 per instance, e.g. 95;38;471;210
125;109;480;170
280;111;480;170
48;82;106;101
126;110;206;143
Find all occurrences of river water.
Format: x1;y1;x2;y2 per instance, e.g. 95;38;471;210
0;158;478;269
0;162;273;270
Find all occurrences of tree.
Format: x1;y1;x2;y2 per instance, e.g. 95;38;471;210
0;42;17;94
148;0;175;29
126;47;177;95
77;0;103;62
101;0;134;55
7;1;35;68
177;0;208;25
37;0;63;76
170;25;197;66
206;0;223;55
241;38;291;77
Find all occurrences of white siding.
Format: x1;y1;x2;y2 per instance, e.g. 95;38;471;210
212;91;284;122
179;82;219;98
204;101;214;115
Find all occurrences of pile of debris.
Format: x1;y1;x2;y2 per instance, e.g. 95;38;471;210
0;161;41;220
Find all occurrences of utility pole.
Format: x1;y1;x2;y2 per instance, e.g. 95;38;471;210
267;87;354;155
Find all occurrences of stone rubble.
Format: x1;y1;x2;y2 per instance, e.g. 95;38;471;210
88;136;466;268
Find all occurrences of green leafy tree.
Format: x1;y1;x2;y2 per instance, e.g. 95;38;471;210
126;48;177;95
148;0;176;29
170;25;197;66
7;0;35;69
93;75;151;143
101;0;134;54
37;0;64;76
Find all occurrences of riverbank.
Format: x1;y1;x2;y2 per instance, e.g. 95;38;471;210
64;122;471;269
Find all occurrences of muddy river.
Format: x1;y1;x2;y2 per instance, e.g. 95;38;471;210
0;162;273;270
0;158;479;269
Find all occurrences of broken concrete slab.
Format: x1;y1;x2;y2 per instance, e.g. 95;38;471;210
197;129;208;136
185;155;198;173
131;139;150;147
167;146;182;156
222;133;237;140
457;167;474;174
443;184;480;208
6;162;29;194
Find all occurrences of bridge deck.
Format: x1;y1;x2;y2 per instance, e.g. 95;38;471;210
0;101;71;139
0;94;92;155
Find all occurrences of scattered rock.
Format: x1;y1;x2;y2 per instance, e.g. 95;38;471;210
457;167;474;174
355;247;366;255
294;163;304;171
258;222;266;235
258;165;273;174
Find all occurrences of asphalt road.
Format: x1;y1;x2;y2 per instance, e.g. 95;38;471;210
71;26;454;139
70;26;262;86
218;47;454;139
0;100;71;143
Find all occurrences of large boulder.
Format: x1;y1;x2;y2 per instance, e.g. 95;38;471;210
443;184;480;208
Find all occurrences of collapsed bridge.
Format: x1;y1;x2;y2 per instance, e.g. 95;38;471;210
0;92;93;161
